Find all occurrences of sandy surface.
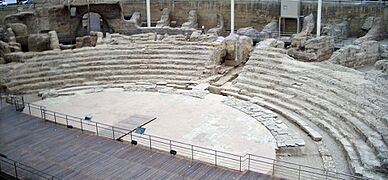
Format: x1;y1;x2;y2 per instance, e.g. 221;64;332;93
33;89;276;171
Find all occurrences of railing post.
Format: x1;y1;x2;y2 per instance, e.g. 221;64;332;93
14;162;18;178
40;106;43;119
53;112;56;124
191;145;194;160
112;127;115;139
215;150;217;166
149;135;152;149
239;156;242;171
130;132;132;141
325;170;328;180
248;154;250;170
28;103;31;115
80;118;83;132
272;159;275;176
65;115;68;126
95;122;98;136
169;140;172;151
298;165;301;180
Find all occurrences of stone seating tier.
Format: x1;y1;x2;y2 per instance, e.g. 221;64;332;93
229;47;388;179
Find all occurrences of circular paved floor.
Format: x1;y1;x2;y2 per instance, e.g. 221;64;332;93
33;89;276;171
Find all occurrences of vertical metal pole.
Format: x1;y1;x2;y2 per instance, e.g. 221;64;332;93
191;145;194;160
317;0;322;37
169;140;172;151
54;112;56;124
325;170;328;180
87;0;91;34
149;135;152;149
215;150;217;166
130;132;132;141
40;107;43;119
95;122;98;136
239;156;242;171
146;0;151;27
298;165;301;180
272;159;275;176
28;103;31;115
14;162;18;178
65;115;68;126
43;109;46;120
112;127;115;139
80;118;83;132
230;0;235;34
68;0;72;43
248;154;250;170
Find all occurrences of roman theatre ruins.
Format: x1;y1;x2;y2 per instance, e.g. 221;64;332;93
0;0;387;179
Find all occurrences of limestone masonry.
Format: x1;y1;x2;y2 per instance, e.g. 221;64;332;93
0;1;387;180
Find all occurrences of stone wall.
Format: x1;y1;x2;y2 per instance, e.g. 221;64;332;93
121;0;387;36
2;0;386;42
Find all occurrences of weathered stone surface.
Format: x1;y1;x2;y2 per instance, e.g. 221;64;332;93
5;28;16;43
39;89;58;99
236;27;260;40
290;14;315;50
288;36;335;62
4;52;24;63
8;42;21;52
0;41;11;58
375;60;388;73
162;34;187;42
362;16;375;30
128;12;141;27
207;14;224;35
354;17;385;45
7;23;28;37
76;36;92;48
237;20;278;41
259;20;278;38
181;10;198;30
222;96;305;148
28;34;50;52
156;8;171;28
256;38;284;48
48;31;60;50
223;34;253;66
329;40;380;68
90;32;98;46
322;21;349;42
189;30;201;41
295;13;314;38
96;32;104;45
302;13;315;35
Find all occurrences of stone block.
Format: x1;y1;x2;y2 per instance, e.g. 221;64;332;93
28;33;50;52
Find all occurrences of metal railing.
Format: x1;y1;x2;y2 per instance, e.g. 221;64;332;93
0;155;60;180
20;102;364;180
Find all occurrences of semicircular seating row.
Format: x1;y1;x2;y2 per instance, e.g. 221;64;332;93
230;46;388;179
0;40;220;94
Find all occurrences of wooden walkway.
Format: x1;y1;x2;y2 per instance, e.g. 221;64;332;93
0;105;277;179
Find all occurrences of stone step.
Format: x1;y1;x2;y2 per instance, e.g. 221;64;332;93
236;74;387;162
7;69;202;87
234;82;381;174
7;74;197;94
245;60;385;119
241;65;384;133
24;49;214;63
243;61;388;149
10;63;208;80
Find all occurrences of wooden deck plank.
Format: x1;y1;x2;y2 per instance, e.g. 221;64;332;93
0;105;270;179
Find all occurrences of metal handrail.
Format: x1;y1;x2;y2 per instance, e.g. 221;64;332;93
0;155;60;180
12;101;365;179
